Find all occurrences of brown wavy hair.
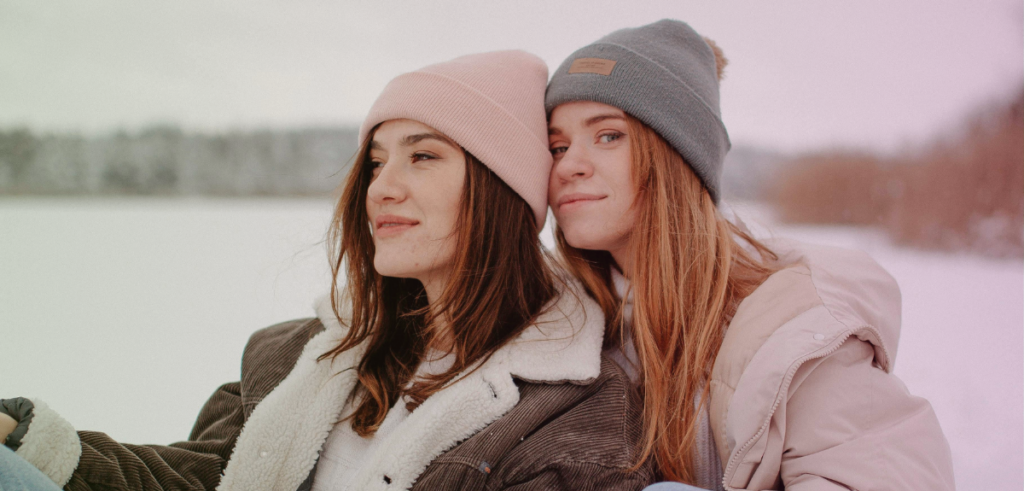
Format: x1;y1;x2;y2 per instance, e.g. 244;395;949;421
321;126;558;436
555;115;778;482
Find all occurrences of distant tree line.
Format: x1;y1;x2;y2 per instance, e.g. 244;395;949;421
771;90;1024;257
0;123;788;201
0;126;361;196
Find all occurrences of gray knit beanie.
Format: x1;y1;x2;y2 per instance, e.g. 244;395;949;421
546;19;730;203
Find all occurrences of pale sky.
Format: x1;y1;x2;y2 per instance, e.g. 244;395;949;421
1;0;1021;153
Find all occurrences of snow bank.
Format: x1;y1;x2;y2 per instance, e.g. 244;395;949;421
2;198;1020;490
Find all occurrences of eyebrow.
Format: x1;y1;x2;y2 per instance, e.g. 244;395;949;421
370;132;458;151
585;113;626;126
548;113;626;136
402;132;457;148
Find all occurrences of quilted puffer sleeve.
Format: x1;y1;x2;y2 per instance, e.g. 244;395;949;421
779;339;955;491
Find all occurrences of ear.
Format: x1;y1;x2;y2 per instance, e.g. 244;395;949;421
702;37;728;82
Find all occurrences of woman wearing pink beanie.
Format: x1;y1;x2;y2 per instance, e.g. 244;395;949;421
0;51;655;490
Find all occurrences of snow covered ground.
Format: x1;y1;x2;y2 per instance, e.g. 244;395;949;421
1;198;1021;490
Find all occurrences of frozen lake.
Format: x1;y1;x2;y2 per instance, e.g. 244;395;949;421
1;198;1021;490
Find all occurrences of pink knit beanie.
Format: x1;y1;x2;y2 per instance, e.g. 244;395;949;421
358;50;553;227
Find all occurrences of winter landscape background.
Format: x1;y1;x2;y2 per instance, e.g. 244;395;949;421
1;200;1020;491
2;0;1022;489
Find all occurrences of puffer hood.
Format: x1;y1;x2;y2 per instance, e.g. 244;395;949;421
764;237;902;370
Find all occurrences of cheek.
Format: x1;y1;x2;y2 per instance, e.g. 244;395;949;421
425;172;465;240
557;157;637;251
373;240;417;275
390;168;464;268
605;148;635;197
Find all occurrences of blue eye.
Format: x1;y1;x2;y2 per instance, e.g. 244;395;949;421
550;146;568;156
598;132;623;144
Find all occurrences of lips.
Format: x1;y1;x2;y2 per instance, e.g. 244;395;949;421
556;192;606;209
374;214;419;237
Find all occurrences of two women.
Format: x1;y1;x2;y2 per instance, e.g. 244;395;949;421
0;52;652;490
2;19;955;491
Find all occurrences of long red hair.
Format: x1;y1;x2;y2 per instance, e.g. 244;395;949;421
322;126;558;436
556;115;777;482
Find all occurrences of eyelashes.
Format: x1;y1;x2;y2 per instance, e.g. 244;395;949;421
549;131;626;157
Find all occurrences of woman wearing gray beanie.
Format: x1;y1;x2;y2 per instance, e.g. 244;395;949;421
546;19;955;490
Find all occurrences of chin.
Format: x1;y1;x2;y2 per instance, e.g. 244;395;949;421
560;226;619;252
372;256;418;279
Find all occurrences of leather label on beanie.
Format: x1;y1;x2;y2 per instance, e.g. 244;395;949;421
568;58;617;76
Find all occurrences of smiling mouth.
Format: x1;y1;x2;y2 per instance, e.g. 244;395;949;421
374;222;417;238
374;214;420;236
557;193;606;209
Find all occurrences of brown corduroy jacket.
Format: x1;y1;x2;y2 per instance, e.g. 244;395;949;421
18;286;654;491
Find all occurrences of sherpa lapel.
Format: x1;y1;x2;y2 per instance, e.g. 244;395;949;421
217;300;364;491
346;285;605;490
345;355;522;490
219;280;604;491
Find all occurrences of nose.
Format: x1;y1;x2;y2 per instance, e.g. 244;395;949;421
366;159;406;205
551;144;594;183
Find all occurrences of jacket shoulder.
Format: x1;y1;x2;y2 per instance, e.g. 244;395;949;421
761;238;902;363
240;318;325;410
709;242;944;489
715;239;904;391
499;357;651;481
522;355;643;464
713;264;819;389
245;318;325;355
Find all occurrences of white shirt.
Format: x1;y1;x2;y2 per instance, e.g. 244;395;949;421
311;350;455;491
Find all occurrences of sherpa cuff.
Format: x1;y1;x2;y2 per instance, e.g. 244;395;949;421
17;398;82;487
1;397;35;450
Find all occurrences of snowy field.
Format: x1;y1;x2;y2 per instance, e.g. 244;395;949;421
1;198;1021;490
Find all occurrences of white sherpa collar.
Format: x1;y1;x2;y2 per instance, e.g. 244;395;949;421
218;280;604;491
489;280;605;384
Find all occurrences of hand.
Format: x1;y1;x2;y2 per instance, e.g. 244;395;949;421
0;412;16;444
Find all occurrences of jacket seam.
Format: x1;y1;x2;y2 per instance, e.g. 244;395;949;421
501;457;635;486
616;369;634;466
722;330;856;489
799;264;852;331
715;267;814;393
426;456;634;475
801;264;893;370
552;458;633;470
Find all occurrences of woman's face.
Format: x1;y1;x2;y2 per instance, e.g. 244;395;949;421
548;101;637;261
366;119;466;297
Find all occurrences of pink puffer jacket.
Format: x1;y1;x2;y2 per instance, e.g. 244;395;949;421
709;239;955;490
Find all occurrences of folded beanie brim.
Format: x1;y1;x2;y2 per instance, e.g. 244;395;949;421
545;20;729;203
359;51;552;227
